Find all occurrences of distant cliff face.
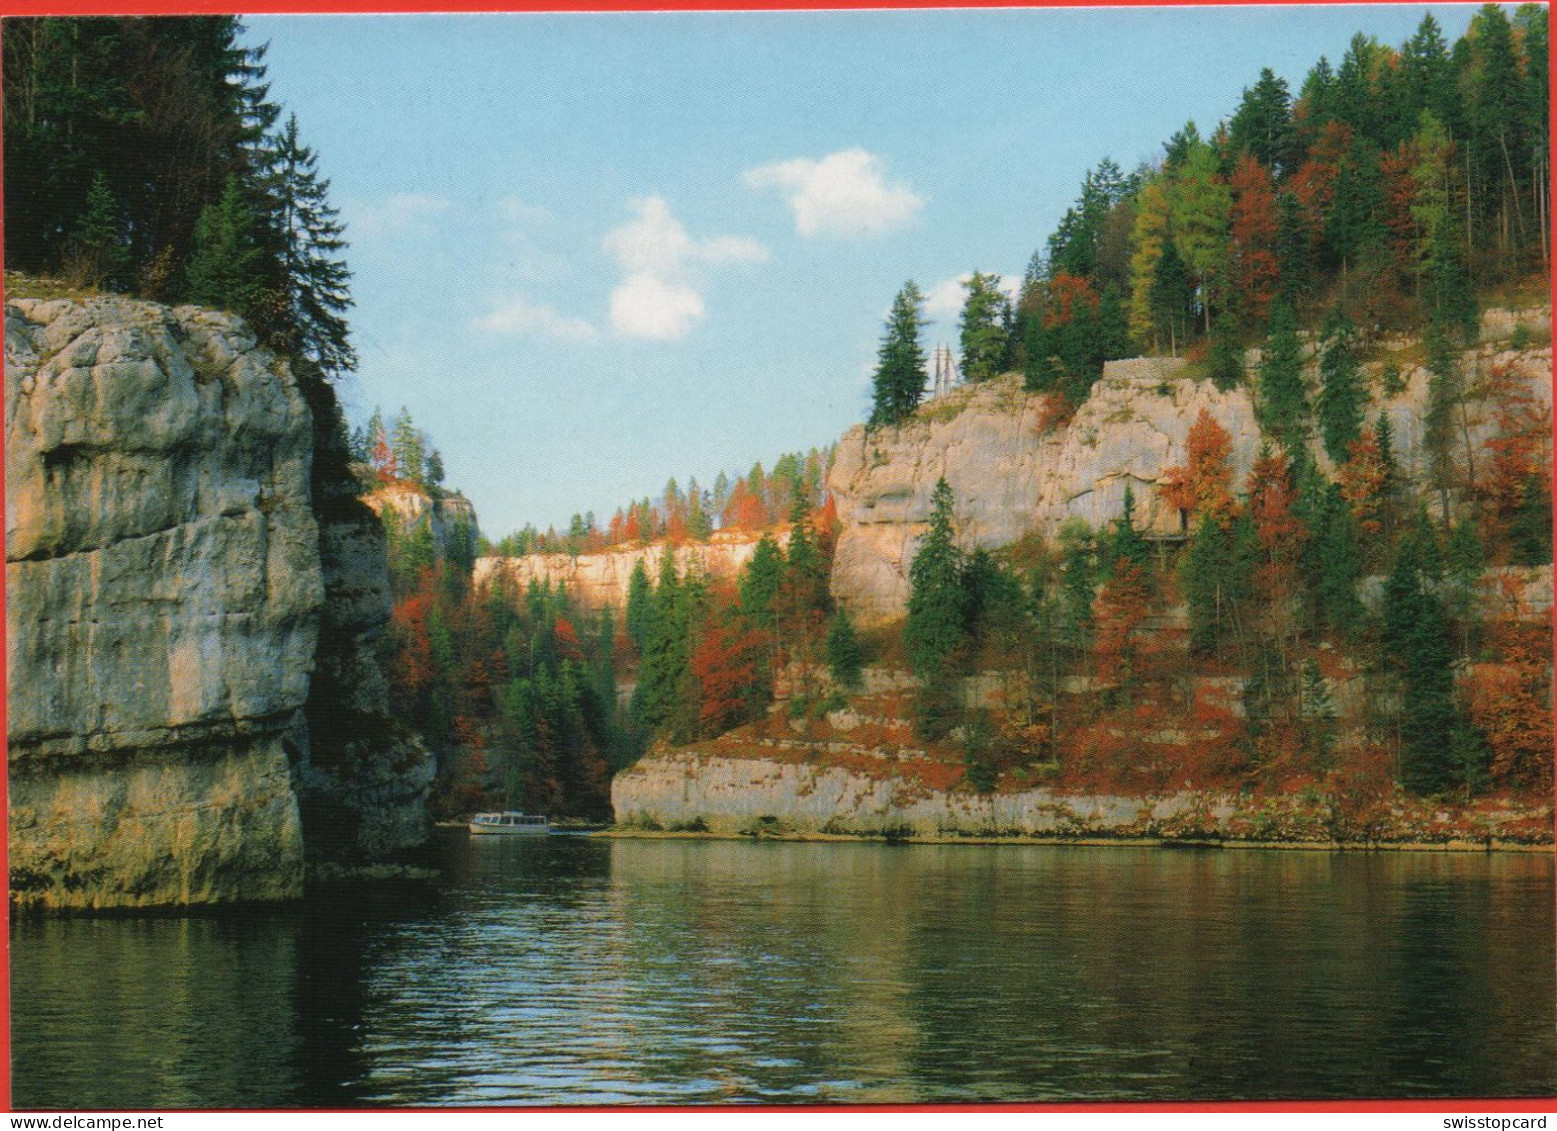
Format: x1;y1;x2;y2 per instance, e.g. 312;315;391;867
364;480;480;558
474;529;786;612
829;316;1552;626
6;295;432;909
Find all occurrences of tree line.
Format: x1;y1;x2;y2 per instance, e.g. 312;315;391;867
4;16;355;386
868;6;1548;429
489;447;833;558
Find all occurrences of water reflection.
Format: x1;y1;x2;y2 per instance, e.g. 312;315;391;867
11;839;1554;1107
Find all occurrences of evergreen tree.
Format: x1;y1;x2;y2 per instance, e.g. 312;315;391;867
906;478;967;680
632;553;689;733
1109;483;1153;575
825;608;864;691
390;407;424;484
1183;511;1255;655
1511;472;1553;566
625;560;654;656
869;282;929;426
257;113;355;379
1206;311;1244;392
737;533;785;631
959;272;1012;383
185;174;268;323
1151;241;1195;354
1257;301;1308;454
1229;67;1296;176
1382;525;1462;794
64;170;130;289
1310;481;1364;637
1316;307;1365;463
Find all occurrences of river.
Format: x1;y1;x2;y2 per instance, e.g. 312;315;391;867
10;836;1555;1106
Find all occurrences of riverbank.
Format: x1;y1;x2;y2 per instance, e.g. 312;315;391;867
596;827;1555;853
609;748;1553;849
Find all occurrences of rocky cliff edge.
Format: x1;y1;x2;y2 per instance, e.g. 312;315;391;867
6;295;431;909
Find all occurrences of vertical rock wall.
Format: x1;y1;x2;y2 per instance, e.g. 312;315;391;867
6;295;434;909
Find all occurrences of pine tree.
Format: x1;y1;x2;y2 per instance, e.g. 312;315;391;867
737;533;785;631
869;282;929;427
906;478;966;680
391;407;424;485
258;113;355;379
1109;483;1153;575
1316;307;1366;463
1229;68;1297;175
64;171;130;289
825;608;864;691
625;560;654;656
185;174;268;323
1382;525;1461;794
959;271;1012;382
1257;301;1308;454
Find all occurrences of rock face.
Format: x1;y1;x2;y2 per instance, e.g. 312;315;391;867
611;750;1552;843
6;295;431;909
829;323;1552;626
364;480;480;558
475;528;786;612
828;365;1258;625
295;473;435;864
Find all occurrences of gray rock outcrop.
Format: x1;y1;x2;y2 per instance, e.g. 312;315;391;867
6;295;433;909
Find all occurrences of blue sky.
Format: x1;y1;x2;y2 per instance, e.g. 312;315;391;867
246;5;1483;539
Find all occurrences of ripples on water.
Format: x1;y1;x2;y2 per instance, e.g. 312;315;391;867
11;837;1556;1107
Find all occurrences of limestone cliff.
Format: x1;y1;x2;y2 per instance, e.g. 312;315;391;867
829;311;1552;625
611;746;1551;845
6;294;431;909
475;528;787;613
364;480;480;559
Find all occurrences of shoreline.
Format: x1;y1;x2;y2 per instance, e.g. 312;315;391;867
593;828;1556;854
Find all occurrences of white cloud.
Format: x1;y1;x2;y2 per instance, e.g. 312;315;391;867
345;192;452;240
744;148;923;238
601;196;767;341
923;272;1022;320
609;273;705;341
603;196;767;275
473;294;598;342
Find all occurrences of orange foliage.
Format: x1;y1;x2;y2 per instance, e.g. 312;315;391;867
722;481;769;531
1228;153;1280;323
1289;121;1350;242
553;616;583;661
1480;364;1551;544
1462;579;1554;789
1337;427;1388;535
1035;392;1073;434
1160;409;1237;527
1093;561;1154;685
1380;141;1420;286
388;591;434;700
690;619;771;736
1044;271;1100;329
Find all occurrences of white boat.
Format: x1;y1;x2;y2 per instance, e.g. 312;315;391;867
468;811;550;836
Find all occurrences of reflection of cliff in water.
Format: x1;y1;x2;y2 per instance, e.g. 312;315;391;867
9;882;439;1108
11;840;1555;1106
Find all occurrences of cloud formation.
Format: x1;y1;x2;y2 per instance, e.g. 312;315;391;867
602;196;768;341
473;294;598;342
345;192;452;240
923;271;1022;321
744;149;923;238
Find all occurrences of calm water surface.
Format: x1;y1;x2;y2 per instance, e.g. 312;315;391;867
11;837;1556;1106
